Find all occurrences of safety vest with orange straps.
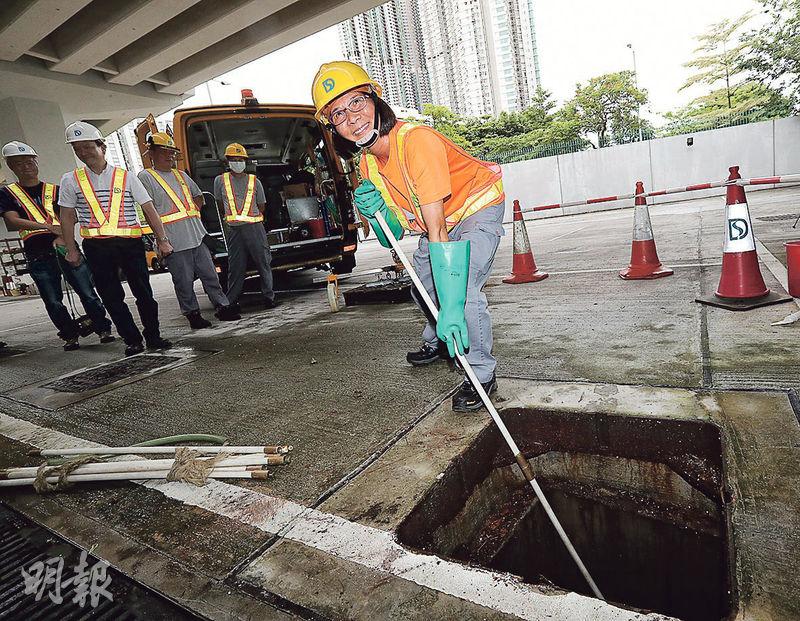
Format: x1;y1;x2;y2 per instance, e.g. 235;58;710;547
222;173;263;224
361;123;504;233
74;167;142;238
5;183;58;241
144;168;200;224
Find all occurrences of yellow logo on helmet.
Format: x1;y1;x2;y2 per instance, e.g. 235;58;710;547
311;61;383;122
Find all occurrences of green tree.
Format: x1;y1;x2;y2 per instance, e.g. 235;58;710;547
740;0;800;112
421;104;473;150
681;13;753;109
568;71;648;146
666;80;790;124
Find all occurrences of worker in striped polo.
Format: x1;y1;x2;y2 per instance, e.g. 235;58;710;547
138;132;240;329
213;143;276;310
58;121;173;357
0;141;113;351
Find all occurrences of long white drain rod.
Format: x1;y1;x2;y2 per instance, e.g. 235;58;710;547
373;211;604;600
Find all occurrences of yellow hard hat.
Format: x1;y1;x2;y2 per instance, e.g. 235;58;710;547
146;131;178;151
224;143;248;158
312;61;382;122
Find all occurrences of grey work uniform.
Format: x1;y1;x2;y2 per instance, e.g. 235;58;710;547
138;168;230;315
213;173;274;304
412;201;505;383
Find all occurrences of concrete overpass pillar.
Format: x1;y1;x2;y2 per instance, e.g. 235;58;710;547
0;97;77;185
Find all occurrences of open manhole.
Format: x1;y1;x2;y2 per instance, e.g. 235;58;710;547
397;409;732;621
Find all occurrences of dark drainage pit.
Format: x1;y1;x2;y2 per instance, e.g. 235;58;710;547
397;409;733;621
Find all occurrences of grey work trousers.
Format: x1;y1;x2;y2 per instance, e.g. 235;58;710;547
411;201;505;383
164;242;229;315
226;223;274;304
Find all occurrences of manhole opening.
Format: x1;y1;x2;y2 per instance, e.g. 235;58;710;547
397;409;733;621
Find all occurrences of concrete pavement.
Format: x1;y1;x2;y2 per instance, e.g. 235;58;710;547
0;185;798;619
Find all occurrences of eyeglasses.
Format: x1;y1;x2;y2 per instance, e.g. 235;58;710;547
329;94;370;126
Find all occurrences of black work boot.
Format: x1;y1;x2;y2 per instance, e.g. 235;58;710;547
186;311;212;330
145;337;172;350
406;341;448;366
125;342;144;357
452;374;498;413
63;337;80;352
215;305;241;321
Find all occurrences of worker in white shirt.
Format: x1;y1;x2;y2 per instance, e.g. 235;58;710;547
58;121;173;357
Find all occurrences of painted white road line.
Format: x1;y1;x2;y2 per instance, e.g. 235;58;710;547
545;262;722;276
0;320;50;334
546;225;591;243
0;412;667;621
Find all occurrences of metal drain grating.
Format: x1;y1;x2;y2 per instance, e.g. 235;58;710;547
0;503;198;620
756;213;799;222
43;355;181;393
713;368;800;390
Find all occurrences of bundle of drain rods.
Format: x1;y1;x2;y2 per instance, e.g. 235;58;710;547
0;434;293;493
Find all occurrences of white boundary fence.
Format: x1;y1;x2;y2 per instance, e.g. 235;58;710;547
501;116;800;221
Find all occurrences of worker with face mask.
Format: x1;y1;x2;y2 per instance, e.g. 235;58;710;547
312;61;505;413
213;144;276;310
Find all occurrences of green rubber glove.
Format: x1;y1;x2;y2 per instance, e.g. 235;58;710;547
429;240;471;357
354;180;403;248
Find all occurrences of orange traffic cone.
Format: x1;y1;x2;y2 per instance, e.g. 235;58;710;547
503;200;548;284
619;182;673;280
696;166;792;310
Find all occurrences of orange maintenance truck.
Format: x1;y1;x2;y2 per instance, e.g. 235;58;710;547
136;90;361;286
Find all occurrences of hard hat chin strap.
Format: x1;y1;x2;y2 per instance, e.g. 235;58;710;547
354;94;381;149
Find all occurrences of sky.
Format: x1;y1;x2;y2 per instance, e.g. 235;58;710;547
169;0;764;125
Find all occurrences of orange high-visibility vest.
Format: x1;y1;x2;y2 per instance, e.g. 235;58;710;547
362;123;504;233
145;168;200;224
74;167;141;238
6;183;58;241
223;173;262;224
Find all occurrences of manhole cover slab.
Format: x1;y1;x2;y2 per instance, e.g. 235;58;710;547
4;348;216;410
43;355;182;393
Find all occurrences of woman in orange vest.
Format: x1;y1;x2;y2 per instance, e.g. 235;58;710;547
312;61;505;412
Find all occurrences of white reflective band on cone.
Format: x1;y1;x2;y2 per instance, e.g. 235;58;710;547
632;205;655;241
512;220;531;253
723;203;756;253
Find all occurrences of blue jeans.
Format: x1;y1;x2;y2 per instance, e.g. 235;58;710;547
28;249;112;340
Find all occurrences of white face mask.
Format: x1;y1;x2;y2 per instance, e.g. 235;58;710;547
229;161;246;173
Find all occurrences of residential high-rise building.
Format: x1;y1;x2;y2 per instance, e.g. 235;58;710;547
338;0;430;112
420;0;542;116
339;0;541;117
106;120;144;172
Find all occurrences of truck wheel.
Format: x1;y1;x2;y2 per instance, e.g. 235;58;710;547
331;255;356;275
